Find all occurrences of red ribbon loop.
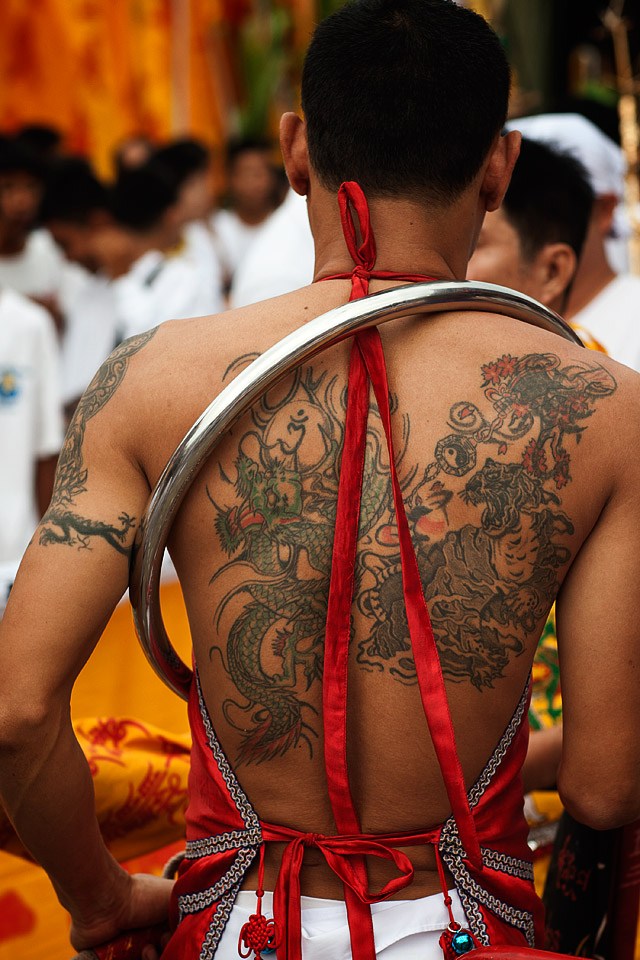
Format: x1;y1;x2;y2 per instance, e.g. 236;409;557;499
338;181;377;272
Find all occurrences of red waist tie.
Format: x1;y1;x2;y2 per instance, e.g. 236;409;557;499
242;181;482;960
263;820;441;960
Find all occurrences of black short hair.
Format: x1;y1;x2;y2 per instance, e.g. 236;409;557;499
226;137;272;169
0;135;46;180
302;0;511;204
154;138;210;187
111;158;178;232
39;157;109;225
16;123;62;159
503;138;594;262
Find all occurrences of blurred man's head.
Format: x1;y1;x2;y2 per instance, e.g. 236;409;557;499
468;138;594;312
41;156;181;275
225;138;279;221
111;159;180;240
154;138;212;223
299;0;511;206
0;136;46;239
15;123;63;161
39;157;111;271
507;113;623;234
507;112;626;284
113;134;155;176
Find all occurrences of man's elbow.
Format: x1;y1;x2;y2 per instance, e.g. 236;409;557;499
558;770;640;831
0;698;62;756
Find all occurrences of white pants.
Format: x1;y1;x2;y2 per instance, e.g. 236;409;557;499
215;888;468;960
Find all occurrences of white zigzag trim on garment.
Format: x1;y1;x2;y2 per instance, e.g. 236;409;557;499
441;830;489;943
179;675;264;959
467;683;529;809
438;680;533;945
196;673;261;831
481;847;534;882
178;847;258;917
199;880;243;960
448;857;536;946
186;828;263;859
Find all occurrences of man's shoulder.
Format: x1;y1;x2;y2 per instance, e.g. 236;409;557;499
445;305;639;436
147;284;324;359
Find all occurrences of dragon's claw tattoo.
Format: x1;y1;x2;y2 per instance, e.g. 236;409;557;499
40;329;157;554
39;511;136;554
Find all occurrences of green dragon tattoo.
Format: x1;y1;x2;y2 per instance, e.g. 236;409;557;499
209;351;616;766
39;328;157;554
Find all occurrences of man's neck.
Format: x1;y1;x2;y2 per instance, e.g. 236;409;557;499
565;230;617;319
100;227;154;280
98;227;165;280
0;222;29;257
234;204;274;228
308;190;477;283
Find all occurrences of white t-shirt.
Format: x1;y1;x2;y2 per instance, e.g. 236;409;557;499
60;269;119;405
571;274;640;372
113;246;224;342
0;228;65;298
0;288;63;583
183;222;225;310
211;209;269;278
230;191;315;308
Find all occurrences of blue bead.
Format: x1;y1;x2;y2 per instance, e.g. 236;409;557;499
451;930;475;955
262;949;276;956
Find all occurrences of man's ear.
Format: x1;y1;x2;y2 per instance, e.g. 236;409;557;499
531;242;577;308
280;112;310;197
481;130;521;213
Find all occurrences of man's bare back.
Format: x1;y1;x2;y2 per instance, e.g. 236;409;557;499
2;1;640;950
26;277;635;903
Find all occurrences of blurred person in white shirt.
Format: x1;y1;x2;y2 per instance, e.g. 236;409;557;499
43;157;222;358
508;113;640;371
0;288;63;612
230;188;315;307
109;159;223;337
0;135;68;332
154;138;224;313
40;159;120;418
212;138;281;289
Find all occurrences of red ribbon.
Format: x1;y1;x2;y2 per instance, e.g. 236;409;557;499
316;181;482;960
263;820;441;960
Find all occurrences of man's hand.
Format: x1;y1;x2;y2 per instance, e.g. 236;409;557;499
70;873;174;954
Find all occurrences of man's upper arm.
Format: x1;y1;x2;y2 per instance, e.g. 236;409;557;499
0;329;157;716
556;391;640;828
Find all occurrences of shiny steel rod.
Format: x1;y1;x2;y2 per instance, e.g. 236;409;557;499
129;281;582;699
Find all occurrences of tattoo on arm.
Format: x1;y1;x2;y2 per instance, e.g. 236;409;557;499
206;352;616;764
39;329;157;554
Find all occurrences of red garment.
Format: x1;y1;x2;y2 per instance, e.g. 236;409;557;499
163;182;544;960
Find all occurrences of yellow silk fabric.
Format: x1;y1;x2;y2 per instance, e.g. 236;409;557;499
0;581;192;960
0;0;227;177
